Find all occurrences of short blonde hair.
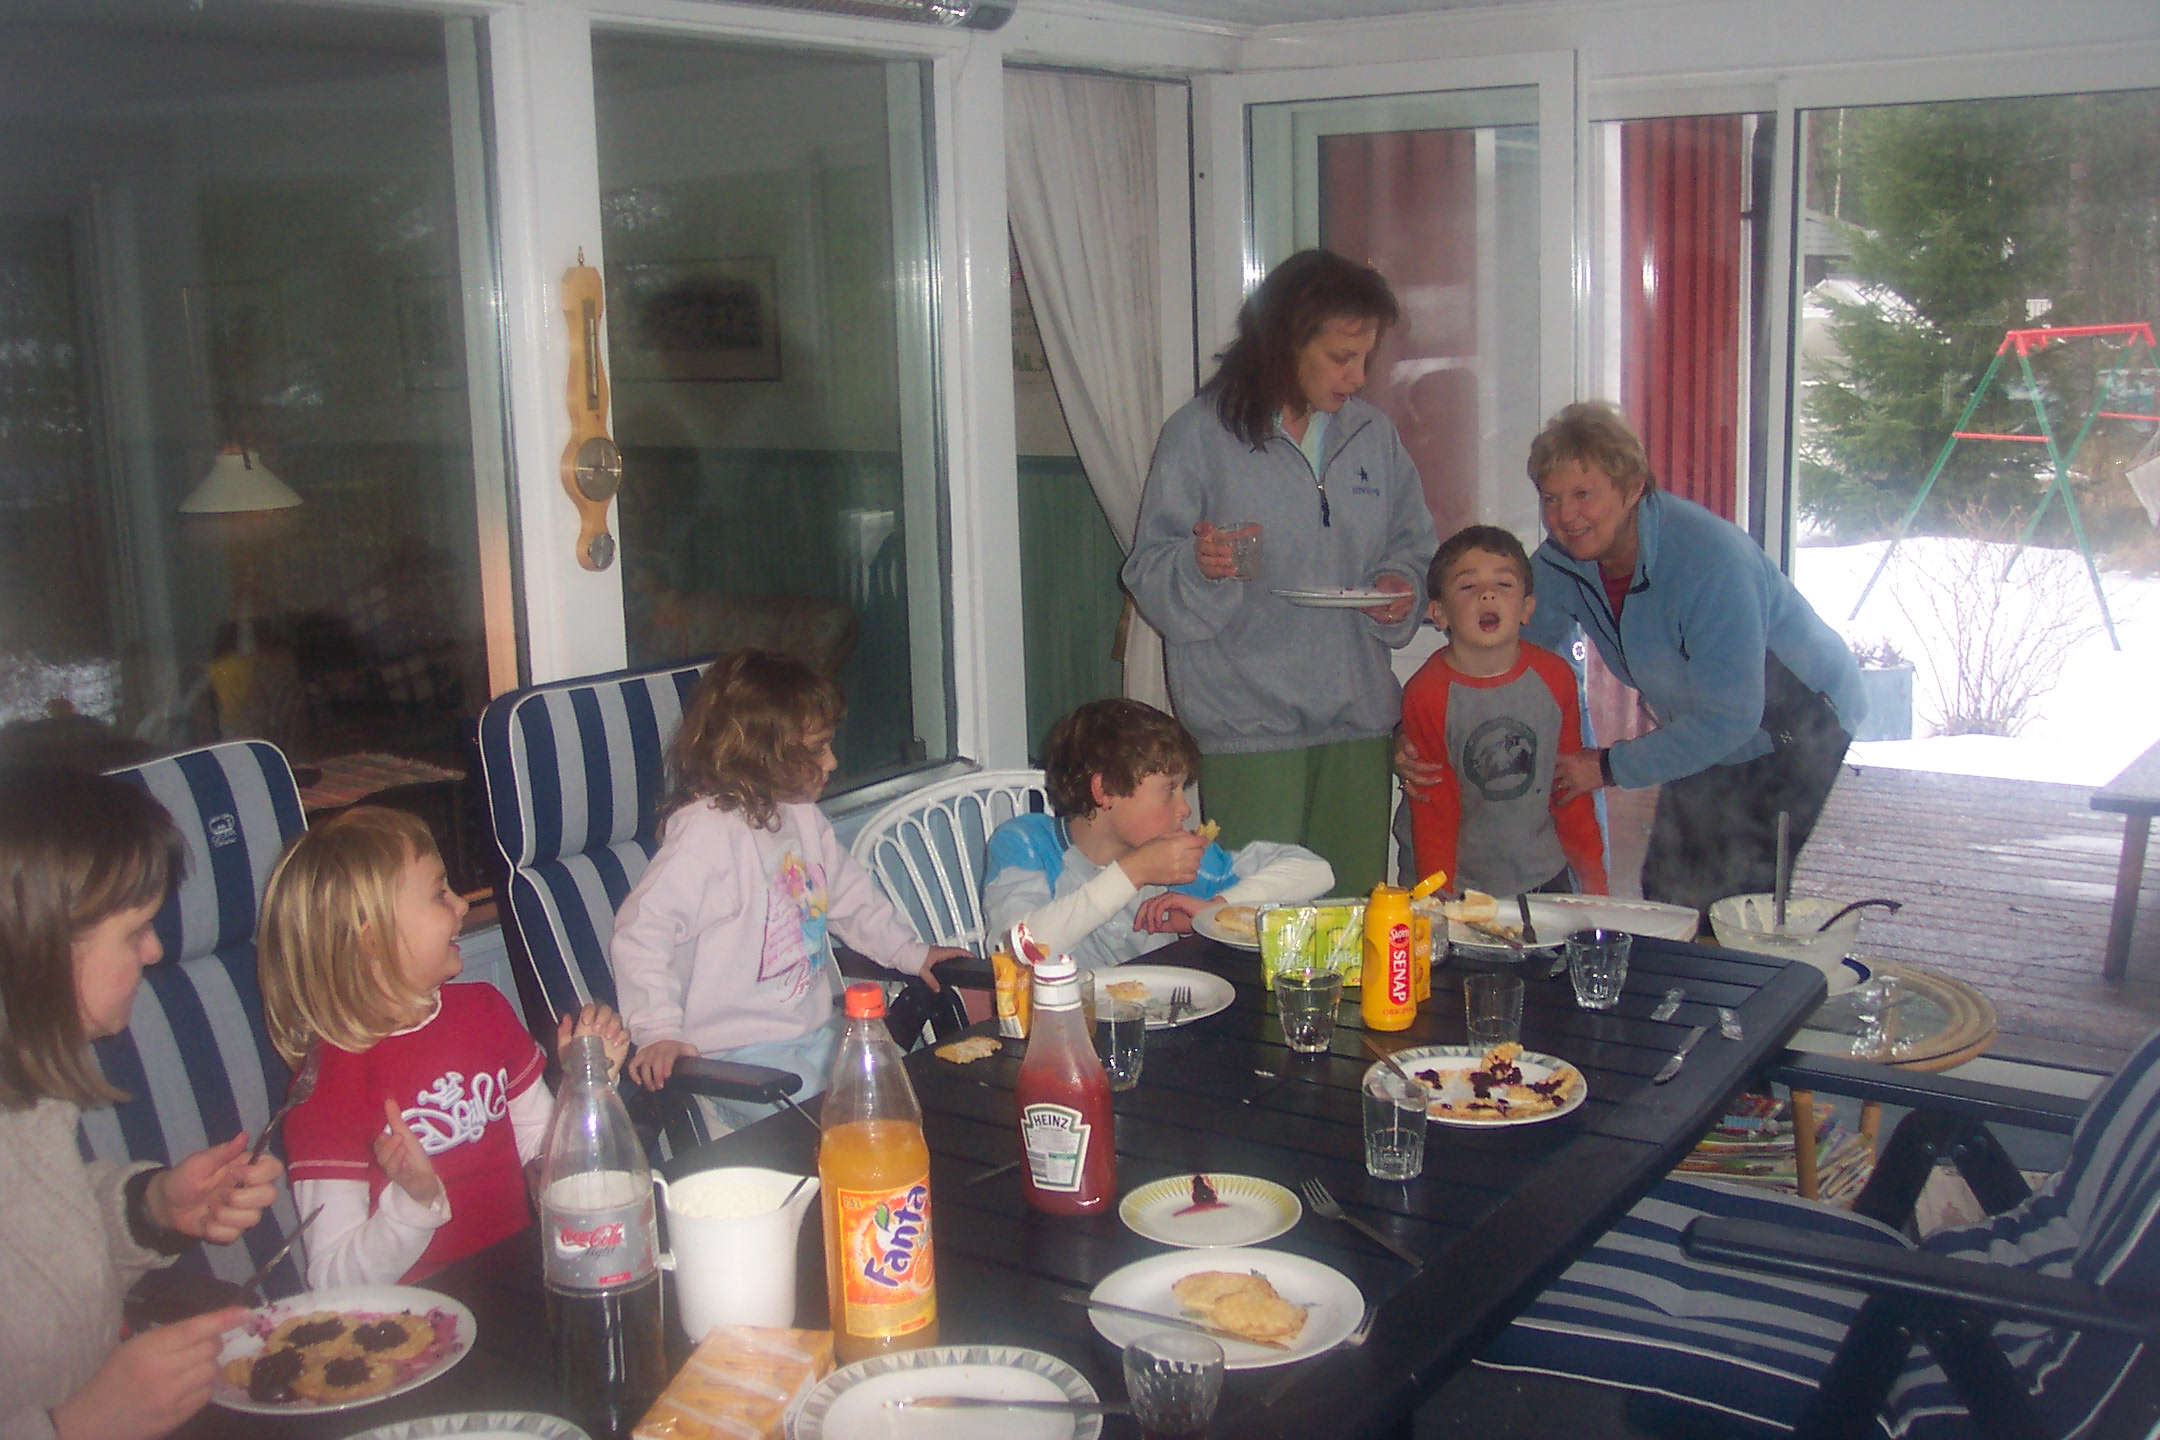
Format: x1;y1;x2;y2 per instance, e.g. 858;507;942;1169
1527;400;1658;495
257;807;440;1065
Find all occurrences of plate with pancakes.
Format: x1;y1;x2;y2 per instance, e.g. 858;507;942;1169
1193;901;1262;951
1086;1247;1362;1369
213;1285;476;1415
1378;1043;1588;1127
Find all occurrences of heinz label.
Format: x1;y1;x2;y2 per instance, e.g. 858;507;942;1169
543;1169;657;1290
1020;1103;1092;1192
836;1178;937;1337
1387;922;1412;1007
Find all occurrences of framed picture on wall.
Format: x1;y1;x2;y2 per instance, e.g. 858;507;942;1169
393;274;465;391
608;256;781;382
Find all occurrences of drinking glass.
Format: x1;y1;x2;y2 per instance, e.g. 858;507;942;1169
1566;928;1632;1011
1463;971;1524;1047
1123;1331;1224;1439
1363;1067;1428;1180
1274;969;1342;1054
1220;521;1262;580
1095;999;1146;1090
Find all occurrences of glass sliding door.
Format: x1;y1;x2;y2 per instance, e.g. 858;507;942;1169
0;0;514;888
592;32;951;788
1204;55;1577;550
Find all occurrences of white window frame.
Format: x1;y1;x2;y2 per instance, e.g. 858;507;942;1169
483;0;1025;771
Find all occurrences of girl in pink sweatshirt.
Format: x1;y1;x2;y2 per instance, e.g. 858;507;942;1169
613;649;969;1129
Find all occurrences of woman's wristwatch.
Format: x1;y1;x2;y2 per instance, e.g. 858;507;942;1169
1598;748;1617;789
123;1167;195;1256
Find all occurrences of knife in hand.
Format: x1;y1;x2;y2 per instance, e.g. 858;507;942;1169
1652;1026;1708;1085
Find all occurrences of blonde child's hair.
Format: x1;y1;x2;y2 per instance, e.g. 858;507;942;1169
258;806;442;1065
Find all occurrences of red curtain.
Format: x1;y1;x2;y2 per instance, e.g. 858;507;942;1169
1621;115;1745;520
1318;129;1481;539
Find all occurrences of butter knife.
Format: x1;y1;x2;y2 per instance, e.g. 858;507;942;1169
1652;1025;1708;1085
885;1396;1131;1416
1516;893;1538;946
1058;1293;1291;1349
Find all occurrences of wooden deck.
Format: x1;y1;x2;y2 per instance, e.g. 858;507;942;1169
1604;766;2160;1062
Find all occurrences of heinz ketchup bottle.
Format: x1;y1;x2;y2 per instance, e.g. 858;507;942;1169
1015;955;1116;1214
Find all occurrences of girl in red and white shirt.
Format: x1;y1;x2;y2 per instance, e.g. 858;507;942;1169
258;807;626;1286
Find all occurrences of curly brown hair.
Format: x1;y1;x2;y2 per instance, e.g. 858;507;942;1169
1042;699;1201;820
0;768;183;1110
1203;249;1400;449
1526;400;1658;496
662;649;846;830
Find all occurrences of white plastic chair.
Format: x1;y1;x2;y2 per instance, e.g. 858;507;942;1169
850;767;1049;949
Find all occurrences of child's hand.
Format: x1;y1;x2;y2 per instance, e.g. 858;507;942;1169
557;1003;631;1082
152;1134;283;1244
374;1097;441;1206
1118;829;1206;888
626;1039;698;1091
1135;892;1210;935
918;947;971;991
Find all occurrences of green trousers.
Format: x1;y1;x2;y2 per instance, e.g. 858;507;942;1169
1198;736;1394;896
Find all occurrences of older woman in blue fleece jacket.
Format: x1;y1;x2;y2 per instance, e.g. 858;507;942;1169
1485;402;1861;915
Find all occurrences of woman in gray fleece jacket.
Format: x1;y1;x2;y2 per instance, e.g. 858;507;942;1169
0;769;281;1440
1124;250;1436;891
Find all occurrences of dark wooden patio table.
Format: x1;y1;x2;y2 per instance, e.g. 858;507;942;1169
181;933;1824;1440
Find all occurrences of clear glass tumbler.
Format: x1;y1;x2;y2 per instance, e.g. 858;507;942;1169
1566;928;1632;1010
1274;968;1343;1054
1094;998;1146;1090
1464;971;1524;1047
1123;1331;1224;1438
1363;1067;1428;1180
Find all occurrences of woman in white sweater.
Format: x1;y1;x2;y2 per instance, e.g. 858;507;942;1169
0;769;281;1440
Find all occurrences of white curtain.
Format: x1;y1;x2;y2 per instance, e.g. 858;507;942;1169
1004;70;1171;711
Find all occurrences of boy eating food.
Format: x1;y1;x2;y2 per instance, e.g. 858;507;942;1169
1402;526;1608;897
983;698;1333;971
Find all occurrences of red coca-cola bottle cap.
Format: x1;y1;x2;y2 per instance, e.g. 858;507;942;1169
844;982;887;1018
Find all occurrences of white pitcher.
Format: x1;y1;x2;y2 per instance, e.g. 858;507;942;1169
654;1166;819;1340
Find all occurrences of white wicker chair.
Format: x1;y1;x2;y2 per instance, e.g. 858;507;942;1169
850;768;1050;949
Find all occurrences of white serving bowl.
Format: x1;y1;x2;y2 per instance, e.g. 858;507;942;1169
1708;893;1864;977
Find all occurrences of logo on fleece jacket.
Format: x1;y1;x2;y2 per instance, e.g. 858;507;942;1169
756;844;830;1000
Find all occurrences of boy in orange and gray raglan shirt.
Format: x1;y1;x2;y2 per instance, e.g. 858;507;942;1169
1401;525;1608;896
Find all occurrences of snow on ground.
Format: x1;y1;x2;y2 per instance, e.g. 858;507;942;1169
1793;538;2160;788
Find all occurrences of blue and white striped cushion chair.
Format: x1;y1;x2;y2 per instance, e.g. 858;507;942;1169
78;740;309;1293
1479;1025;2160;1438
475;660;706;1023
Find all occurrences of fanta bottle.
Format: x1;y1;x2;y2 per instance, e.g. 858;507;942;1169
820;984;939;1364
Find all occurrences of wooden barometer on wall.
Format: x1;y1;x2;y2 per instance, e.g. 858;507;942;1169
561;249;621;571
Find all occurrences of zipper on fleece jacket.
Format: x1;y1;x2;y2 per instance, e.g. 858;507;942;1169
1269;414;1372;529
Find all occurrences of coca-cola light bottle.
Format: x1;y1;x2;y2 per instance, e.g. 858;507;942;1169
540;1033;666;1440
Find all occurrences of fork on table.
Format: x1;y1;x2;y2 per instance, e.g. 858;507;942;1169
1298;1177;1422;1267
1168;984;1193;1023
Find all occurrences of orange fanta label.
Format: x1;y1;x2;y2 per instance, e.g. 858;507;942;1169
835;1177;936;1337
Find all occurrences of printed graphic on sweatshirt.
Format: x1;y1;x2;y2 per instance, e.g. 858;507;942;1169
756;843;831;1001
402;1068;511;1155
1461;715;1538;803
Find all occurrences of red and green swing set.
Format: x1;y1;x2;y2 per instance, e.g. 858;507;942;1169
1848;322;2160;652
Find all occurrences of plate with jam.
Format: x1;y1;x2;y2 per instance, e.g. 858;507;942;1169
213;1285;476;1415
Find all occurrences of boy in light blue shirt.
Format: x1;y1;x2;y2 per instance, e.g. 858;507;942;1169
983;699;1333;971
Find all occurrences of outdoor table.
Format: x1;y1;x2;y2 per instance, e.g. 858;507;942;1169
175;933;1823;1439
1781;959;1998;1199
674;932;1824;1440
